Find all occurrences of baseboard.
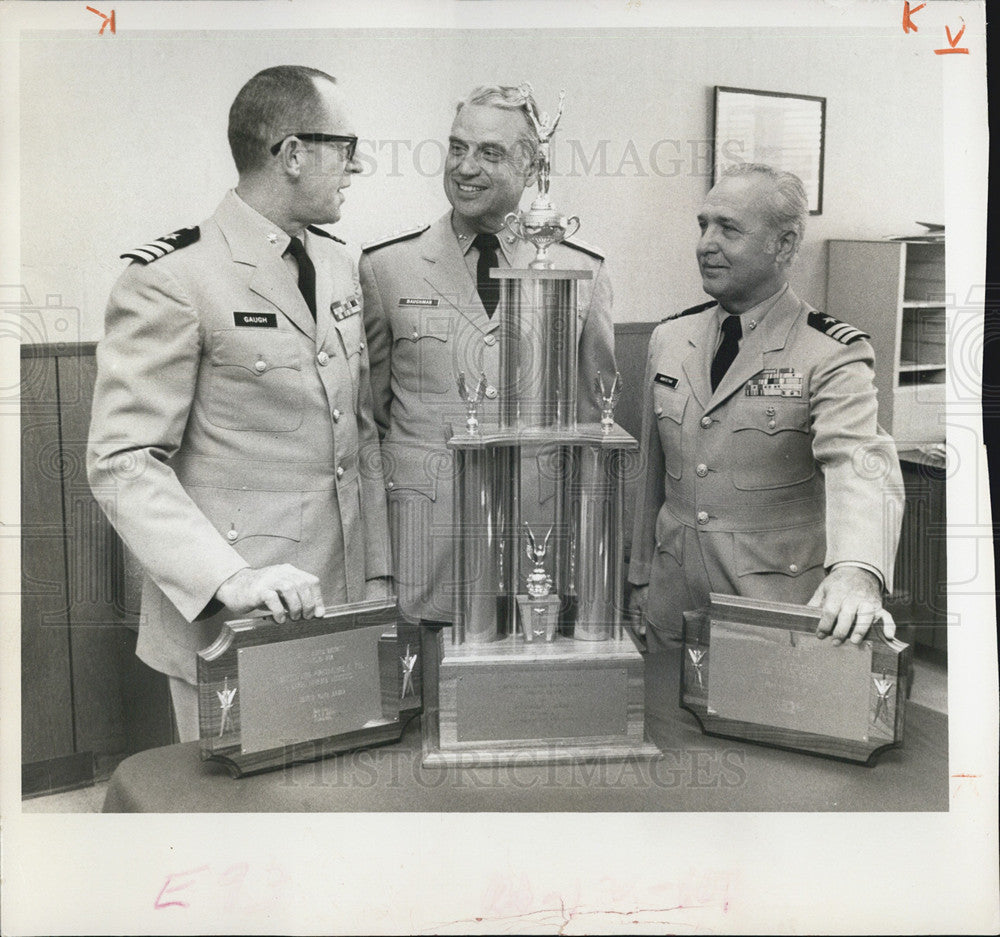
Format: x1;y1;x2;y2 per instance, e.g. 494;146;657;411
22;751;95;799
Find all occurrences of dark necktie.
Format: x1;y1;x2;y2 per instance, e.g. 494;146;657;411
710;314;742;392
285;236;316;319
472;232;500;318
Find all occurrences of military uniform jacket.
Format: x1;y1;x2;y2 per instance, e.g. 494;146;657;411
360;211;615;621
88;191;390;683
627;286;903;637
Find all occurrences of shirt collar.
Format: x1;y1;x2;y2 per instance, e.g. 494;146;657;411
230;189;293;254
450;214;518;264
716;283;788;334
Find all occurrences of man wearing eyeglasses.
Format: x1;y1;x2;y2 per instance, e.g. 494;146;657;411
359;84;615;626
88;66;390;740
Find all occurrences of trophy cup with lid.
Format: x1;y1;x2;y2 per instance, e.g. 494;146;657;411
420;85;657;766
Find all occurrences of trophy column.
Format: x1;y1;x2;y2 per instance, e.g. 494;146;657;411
573;446;626;641
498;270;581;430
453;444;520;644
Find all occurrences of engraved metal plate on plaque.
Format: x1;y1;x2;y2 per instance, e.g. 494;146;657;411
237;627;386;755
707;620;872;742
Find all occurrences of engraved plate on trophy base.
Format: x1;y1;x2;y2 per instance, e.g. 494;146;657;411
197;600;417;778
421;630;659;767
681;593;910;765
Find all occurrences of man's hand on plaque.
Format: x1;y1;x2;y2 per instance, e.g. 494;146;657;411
808;566;891;646
215;565;325;624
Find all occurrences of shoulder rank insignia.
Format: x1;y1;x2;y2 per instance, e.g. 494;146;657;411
120;226;200;264
807;311;870;345
362;224;430;253
663;299;717;323
561;236;604;261
307;224;346;244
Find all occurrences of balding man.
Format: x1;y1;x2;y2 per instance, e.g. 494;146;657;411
88;66;390;739
628;164;903;651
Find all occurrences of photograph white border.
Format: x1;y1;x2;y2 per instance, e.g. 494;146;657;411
1;2;995;934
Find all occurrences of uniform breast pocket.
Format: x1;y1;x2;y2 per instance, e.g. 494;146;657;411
203;329;303;432
390;308;453;395
654;386;687;480
730;401;815;490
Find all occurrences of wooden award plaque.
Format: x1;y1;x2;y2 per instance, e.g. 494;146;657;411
197;600;418;777
681;593;910;765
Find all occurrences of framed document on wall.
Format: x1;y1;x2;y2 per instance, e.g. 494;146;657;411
713;86;827;214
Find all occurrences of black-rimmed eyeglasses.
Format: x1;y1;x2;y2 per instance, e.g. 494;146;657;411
269;133;358;161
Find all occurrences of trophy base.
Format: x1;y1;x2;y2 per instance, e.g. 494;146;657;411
516;594;560;642
420;627;659;767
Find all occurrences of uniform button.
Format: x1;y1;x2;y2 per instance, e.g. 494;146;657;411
655;406;663;416
317;351;329;366
789;563;799;573
386;481;394;490
768;420;776;429
700;415;712;428
254;359;267;373
696;464;708;477
696;511;709;525
336;465;345;478
412;327;419;338
484;385;498;400
484;334;497;346
359;342;365;351
332;408;341;422
226;529;238;542
766;406;776;416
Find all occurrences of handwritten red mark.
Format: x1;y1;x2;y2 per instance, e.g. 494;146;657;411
935;21;969;55
86;6;116;34
154;865;209;909
902;2;925;33
952;772;982;799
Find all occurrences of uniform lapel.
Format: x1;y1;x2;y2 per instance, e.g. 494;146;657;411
421;214;499;337
213;192;316;341
681;311;716;410
309;232;335;350
707;287;800;411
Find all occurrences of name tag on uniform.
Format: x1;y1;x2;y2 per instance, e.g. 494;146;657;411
330;294;361;321
234;312;277;328
654;373;678;388
745;368;804;397
398;298;439;307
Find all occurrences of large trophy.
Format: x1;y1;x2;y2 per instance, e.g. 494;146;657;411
421;85;657;766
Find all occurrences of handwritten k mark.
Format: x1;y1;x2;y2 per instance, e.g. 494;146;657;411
902;1;925;34
86;6;116;35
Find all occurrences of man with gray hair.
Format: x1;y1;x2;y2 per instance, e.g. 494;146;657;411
360;84;615;626
628;164;903;651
